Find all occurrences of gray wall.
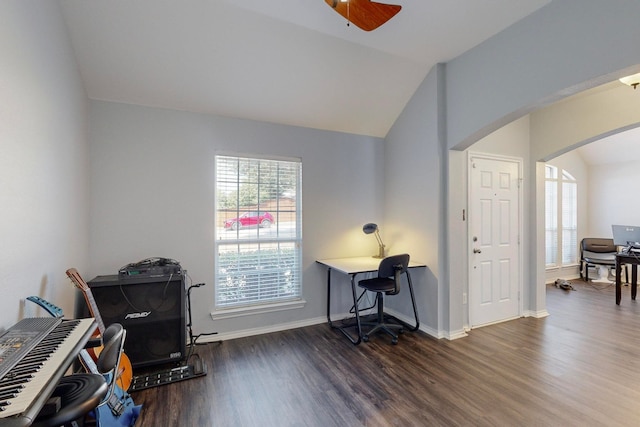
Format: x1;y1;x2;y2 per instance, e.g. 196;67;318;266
588;160;640;237
0;1;88;328
88;100;386;338
383;65;443;336
3;0;640;339
446;0;640;151
384;0;640;336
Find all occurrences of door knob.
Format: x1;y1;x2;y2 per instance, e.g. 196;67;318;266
473;248;482;253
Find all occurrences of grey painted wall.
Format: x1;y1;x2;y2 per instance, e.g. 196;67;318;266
446;0;640;151
0;1;89;328
88;100;386;337
3;0;640;339
385;0;640;336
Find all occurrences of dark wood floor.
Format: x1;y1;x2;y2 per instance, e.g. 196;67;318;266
130;280;640;426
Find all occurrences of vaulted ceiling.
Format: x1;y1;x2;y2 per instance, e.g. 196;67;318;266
59;0;551;138
58;1;640;164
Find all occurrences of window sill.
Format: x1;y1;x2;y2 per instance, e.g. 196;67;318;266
210;299;307;321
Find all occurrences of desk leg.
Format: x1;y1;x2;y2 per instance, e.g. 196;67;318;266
633;265;638;300
616;260;622;305
326;268;362;345
350;274;363;343
326;267;333;326
405;270;420;331
616;261;622;305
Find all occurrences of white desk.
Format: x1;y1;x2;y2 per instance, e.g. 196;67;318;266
316;256;425;345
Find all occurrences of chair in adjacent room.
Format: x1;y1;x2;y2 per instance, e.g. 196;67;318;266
32;323;128;427
580;237;627;282
357;253;419;344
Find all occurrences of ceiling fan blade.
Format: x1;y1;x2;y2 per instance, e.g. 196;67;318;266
325;0;402;31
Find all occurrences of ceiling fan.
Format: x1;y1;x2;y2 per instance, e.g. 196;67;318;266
325;0;402;31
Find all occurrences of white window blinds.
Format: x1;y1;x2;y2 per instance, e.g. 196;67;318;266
215;155;302;309
545;165;577;268
561;171;577;265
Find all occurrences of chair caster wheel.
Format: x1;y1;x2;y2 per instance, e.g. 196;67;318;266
391;338;398;345
363;335;370;342
398;329;405;334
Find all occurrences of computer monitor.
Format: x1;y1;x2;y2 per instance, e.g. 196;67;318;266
612;224;640;248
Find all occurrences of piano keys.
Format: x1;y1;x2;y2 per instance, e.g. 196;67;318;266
0;317;96;427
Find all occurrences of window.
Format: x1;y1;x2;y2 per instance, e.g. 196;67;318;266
215;155;302;310
545;165;577;268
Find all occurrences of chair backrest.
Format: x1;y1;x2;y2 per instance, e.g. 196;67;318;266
97;323;125;374
96;323;126;407
377;254;410;294
581;238;616;254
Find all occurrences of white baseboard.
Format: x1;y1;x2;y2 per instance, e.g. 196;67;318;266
197;310;445;344
197;307;552;345
383;307;442;339
443;329;469;340
545;264;580;283
196;316;326;343
524;309;550;319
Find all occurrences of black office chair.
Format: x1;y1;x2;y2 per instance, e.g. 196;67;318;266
580;237;627;282
32;323;126;427
357;253;418;344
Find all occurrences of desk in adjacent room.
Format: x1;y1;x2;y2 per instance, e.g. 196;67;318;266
615;252;639;305
316;256;425;345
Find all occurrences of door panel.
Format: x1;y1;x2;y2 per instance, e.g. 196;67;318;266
469;155;521;328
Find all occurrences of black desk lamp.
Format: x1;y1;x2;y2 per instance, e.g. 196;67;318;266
363;223;385;258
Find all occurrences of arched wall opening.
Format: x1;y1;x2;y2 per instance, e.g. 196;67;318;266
447;72;640;334
384;1;640;338
440;0;640;336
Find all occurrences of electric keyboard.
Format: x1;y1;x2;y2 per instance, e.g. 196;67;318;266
0;317;96;427
0;318;62;381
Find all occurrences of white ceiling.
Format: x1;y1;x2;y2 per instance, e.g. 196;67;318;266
59;0;551;138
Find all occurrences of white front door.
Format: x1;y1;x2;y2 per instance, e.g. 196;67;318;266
469;154;522;328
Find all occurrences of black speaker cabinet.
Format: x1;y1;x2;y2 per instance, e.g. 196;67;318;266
77;273;186;369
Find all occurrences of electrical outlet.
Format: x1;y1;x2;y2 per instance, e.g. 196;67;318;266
463;292;468;304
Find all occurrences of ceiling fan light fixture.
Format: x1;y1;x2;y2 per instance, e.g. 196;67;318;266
325;0;401;31
619;72;640;90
